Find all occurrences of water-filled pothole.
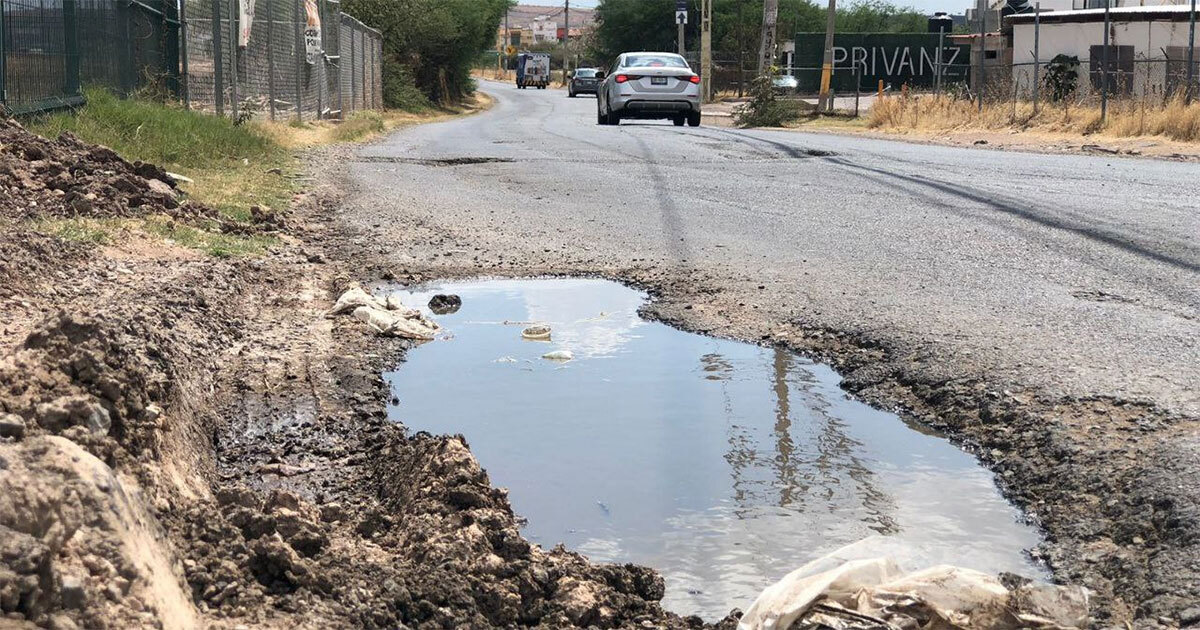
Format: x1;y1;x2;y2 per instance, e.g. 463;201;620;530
383;278;1045;619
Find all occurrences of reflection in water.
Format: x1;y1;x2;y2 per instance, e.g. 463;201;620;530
385;279;1046;620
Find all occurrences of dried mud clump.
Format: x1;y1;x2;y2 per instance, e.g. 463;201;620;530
0;119;215;223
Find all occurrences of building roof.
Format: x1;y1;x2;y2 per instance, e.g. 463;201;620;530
1008;4;1199;24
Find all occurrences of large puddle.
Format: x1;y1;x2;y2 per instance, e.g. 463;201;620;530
383;278;1046;619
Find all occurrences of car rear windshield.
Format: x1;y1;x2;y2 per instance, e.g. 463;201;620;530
624;55;688;69
575;69;597;78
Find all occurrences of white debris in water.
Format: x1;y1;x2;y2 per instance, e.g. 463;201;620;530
522;324;552;340
541;350;574;361
493;356;518;363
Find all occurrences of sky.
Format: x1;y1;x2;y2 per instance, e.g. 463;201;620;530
518;0;976;17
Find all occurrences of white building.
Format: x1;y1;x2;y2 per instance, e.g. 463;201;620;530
531;16;558;43
1008;4;1199;98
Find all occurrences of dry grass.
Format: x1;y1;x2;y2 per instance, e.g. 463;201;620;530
255;94;494;150
868;94;1200;142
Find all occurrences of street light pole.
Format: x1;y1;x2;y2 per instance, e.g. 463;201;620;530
1101;0;1110;121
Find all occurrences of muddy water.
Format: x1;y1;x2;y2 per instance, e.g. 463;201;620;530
384;278;1046;619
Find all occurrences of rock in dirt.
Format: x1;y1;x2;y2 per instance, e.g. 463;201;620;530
428;293;462;315
0;413;25;438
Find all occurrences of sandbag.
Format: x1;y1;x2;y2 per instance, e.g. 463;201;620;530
352;306;439;340
738;541;1088;630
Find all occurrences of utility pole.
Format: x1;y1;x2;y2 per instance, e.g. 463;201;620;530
758;0;779;76
504;8;510;79
564;0;570;85
701;0;713;101
816;0;837;112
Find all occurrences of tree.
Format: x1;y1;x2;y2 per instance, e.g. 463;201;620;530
592;0;926;64
342;0;511;108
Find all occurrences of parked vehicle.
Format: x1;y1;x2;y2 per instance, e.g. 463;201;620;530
596;52;701;127
516;52;551;90
772;74;799;95
568;68;602;97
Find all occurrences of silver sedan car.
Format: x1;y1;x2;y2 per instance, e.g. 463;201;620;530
596;52;702;127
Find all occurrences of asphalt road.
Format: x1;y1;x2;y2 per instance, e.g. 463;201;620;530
351;80;1198;418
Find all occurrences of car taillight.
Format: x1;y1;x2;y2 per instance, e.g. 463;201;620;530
687;74;700;84
615;74;629;83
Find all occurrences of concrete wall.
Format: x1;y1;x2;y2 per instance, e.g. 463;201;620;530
1012;19;1198;98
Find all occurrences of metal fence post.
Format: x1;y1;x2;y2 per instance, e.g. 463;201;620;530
211;0;223;115
1187;0;1196;103
63;0;79;96
936;27;944;95
1101;0;1110;121
977;0;986;111
292;0;301;120
181;0;190;107
1033;4;1040;115
229;0;238;120
335;5;341;117
0;0;6;107
267;0;275;119
360;30;366;109
854;65;860;116
348;21;355;112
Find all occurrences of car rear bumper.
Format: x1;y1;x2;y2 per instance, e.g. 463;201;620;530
613;96;700;117
571;83;599;93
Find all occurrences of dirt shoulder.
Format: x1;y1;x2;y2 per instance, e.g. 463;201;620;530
700;98;1200;162
0;115;720;630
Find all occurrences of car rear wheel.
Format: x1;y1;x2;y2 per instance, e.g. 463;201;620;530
672;116;685;127
569;89;576;98
597;101;609;125
687;111;701;127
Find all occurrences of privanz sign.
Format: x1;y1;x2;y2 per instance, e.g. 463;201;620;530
792;33;970;92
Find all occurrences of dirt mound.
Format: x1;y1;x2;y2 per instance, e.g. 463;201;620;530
0;119;215;223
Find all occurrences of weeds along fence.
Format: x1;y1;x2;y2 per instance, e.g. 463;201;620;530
0;0;382;119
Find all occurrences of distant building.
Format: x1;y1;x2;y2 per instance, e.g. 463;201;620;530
496;4;597;50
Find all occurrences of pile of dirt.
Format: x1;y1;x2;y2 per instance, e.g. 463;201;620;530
0;119;214;223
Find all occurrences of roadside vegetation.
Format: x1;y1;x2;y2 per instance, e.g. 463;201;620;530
341;0;509;108
592;0;927;61
868;93;1200;142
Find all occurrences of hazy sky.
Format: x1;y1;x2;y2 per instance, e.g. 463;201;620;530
519;0;976;17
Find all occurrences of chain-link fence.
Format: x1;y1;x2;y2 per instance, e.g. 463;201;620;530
1;0;180;114
180;0;380;120
0;0;380;118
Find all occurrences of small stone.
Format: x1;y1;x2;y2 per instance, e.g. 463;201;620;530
1179;605;1200;626
0;413;25;438
428;294;462;315
59;576;86;609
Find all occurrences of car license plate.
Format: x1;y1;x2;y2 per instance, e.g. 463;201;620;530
651;76;667;85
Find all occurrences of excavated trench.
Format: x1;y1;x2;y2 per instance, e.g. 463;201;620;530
382;278;1048;619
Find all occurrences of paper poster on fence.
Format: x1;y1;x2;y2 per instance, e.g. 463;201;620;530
238;0;255;47
304;0;322;64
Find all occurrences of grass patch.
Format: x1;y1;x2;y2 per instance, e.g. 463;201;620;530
30;217;127;245
867;94;1200;142
142;217;276;258
330;111;387;142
